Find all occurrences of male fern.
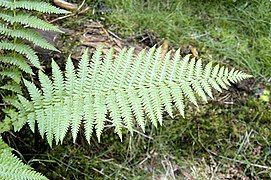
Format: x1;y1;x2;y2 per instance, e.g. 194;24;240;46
0;137;48;180
0;0;68;93
17;47;251;146
0;0;68;132
0;2;66;178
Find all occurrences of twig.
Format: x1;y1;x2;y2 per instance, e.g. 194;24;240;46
217;155;271;170
107;29;123;41
92;167;110;178
49;7;90;23
132;129;153;140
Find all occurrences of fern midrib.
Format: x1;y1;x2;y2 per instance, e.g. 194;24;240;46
88;76;229;94
33;76;228;107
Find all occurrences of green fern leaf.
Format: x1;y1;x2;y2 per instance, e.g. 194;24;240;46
0;67;21;83
171;86;185;117
192;59;207;102
23;79;46;138
1;82;22;94
116;91;134;134
17;47;252;145
60;97;71;143
0;0;69;14
0;41;41;69
106;92;123;140
169;49;181;82
159;86;173;117
94;94;107;143
76;49;90;95
38;70;54;147
139;88;158;127
65;55;76;96
0;55;33;74
202;62;214;99
71;94;84;143
0;12;62;32
18;95;35;132
0;0;66;139
159;50;171;83
51;60;65;144
0;137;48;180
128;90;146;132
83;95;95;143
0;24;58;51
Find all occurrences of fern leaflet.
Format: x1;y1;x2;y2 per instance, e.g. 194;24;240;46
0;137;48;180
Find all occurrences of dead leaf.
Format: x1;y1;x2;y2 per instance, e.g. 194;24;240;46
53;0;77;10
161;39;169;58
189;45;199;58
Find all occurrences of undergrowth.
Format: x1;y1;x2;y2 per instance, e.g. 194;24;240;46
91;0;271;78
6;96;271;179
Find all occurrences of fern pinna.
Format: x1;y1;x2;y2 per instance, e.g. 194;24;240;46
15;47;252;146
0;137;48;180
0;0;68;94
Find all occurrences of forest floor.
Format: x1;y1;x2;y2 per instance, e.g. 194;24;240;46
4;0;271;179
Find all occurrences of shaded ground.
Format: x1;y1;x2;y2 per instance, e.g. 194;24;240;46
3;0;271;179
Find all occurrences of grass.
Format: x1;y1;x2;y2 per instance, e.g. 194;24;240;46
92;0;271;78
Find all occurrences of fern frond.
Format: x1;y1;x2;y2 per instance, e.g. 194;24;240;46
18;47;252;145
2;97;29;132
0;24;58;51
3;96;22;109
0;0;66;139
83;95;94;143
192;59;207;102
1;106;27;132
0;67;21;83
0;41;41;69
76;49;90;95
202;62;214;99
0;12;62;32
116;90;134;134
38;70;54;147
52;60;64;101
94;94;107;142
106;92;123;140
71;94;84;143
51;60;65;144
18;95;35;132
23;79;46;138
0;55;33;74
1;82;22;94
0;137;48;180
128;90;145;132
0;0;69;14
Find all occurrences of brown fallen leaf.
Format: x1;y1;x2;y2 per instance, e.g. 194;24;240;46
161;39;169;58
189;45;199;58
53;0;77;11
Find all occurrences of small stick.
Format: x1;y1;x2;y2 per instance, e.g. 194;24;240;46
49;7;90;23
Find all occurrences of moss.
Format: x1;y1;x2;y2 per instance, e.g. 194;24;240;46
4;93;269;179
